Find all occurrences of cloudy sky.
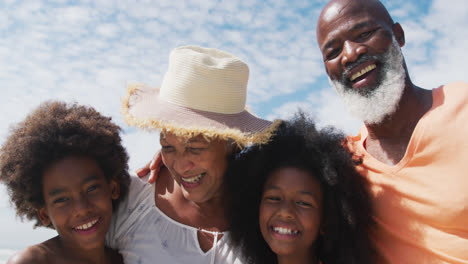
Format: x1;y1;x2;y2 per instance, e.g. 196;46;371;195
0;0;467;262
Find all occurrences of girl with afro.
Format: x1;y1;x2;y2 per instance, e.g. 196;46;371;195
224;112;375;264
0;101;130;264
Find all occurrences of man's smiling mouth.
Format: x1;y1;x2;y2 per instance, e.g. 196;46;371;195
350;64;376;82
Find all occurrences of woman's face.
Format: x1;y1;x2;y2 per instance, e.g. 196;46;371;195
160;132;232;204
259;167;323;261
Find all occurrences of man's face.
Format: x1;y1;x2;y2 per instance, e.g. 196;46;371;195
317;2;396;93
316;1;407;124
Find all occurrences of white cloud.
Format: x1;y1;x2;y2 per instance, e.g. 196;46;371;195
95;23;120;38
0;248;16;264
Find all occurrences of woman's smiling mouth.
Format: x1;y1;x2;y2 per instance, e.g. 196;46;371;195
181;173;206;184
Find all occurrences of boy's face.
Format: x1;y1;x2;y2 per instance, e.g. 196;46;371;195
38;156;119;251
259;167;323;261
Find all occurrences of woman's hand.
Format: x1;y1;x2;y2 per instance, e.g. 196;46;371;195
135;152;163;184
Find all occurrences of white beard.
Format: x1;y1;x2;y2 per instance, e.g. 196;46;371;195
330;38;406;125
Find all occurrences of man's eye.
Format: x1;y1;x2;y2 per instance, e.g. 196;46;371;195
359;29;375;39
326;49;340;60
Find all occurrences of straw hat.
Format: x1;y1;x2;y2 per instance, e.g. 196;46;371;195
122;45;278;146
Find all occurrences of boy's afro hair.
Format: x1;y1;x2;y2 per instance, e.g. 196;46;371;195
0;101;130;228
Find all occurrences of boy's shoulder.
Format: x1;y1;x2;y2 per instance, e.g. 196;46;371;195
7;243;51;264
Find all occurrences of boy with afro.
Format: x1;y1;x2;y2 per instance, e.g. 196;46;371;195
0;101;130;264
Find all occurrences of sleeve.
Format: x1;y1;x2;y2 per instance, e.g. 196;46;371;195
106;174;153;250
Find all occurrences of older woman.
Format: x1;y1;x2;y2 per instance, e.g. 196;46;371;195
106;46;277;264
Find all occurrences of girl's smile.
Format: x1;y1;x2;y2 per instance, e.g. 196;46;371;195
259;167;323;260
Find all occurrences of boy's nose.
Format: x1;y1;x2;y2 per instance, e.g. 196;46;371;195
73;196;92;216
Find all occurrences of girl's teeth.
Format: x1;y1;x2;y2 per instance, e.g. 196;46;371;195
273;227;299;235
75;219;98;230
181;173;205;183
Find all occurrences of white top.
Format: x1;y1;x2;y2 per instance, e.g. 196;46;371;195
106;175;245;264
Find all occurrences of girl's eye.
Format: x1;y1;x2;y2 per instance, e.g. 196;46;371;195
296;201;312;207
264;196;281;202
53;197;69;204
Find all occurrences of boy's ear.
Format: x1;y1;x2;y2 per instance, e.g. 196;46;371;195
38;208;51;227
110;178;120;200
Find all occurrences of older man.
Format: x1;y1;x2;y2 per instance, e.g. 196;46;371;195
316;0;468;263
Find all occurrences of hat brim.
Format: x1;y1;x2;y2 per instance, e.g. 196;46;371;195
122;84;279;146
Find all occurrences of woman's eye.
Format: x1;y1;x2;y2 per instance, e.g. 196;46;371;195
188;147;203;154
161;145;174;153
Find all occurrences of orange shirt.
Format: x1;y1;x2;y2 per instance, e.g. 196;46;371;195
348;82;468;264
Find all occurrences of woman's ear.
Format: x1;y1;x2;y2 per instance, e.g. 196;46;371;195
110;178;120;200
38;208;51;227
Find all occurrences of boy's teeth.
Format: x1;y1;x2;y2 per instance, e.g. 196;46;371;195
273;227;299;235
181;173;204;183
75;219;98;230
350;64;376;81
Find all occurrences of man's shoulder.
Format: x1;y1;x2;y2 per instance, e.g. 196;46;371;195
434;82;468;111
440;81;468;97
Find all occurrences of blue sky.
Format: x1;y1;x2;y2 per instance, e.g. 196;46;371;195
0;0;467;262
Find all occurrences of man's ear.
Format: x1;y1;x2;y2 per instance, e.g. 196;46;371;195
392;23;405;47
38;208;51;227
110;178;120;200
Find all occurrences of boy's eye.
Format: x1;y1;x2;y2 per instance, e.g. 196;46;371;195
87;185;98;193
53;197;69;204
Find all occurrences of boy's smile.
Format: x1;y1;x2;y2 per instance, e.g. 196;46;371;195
38;156;119;251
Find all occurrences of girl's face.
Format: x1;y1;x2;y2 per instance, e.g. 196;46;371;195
38;156;119;251
259;167;323;260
